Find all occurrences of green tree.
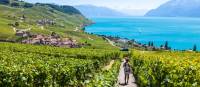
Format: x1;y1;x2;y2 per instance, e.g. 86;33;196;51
15;22;19;26
165;41;168;50
193;44;197;51
10;2;20;7
24;2;33;8
0;0;9;4
151;42;154;47
148;41;151;46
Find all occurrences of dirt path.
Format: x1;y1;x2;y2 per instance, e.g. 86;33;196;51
12;27;16;32
103;60;115;71
88;37;94;41
74;27;79;32
105;38;116;47
117;60;137;87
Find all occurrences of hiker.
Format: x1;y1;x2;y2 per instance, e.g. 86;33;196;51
123;58;131;85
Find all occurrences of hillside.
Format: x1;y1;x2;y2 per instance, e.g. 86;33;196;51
0;0;115;49
75;5;128;18
145;0;200;17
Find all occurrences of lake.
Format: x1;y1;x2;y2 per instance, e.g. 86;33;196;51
85;17;200;50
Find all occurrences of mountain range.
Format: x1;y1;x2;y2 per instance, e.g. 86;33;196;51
74;5;128;18
145;0;200;17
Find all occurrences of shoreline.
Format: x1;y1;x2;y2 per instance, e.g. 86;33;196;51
0;21;198;52
82;22;168;51
84;22;198;51
86;32;197;52
84;17;200;51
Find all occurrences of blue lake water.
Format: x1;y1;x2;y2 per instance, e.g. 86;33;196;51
85;17;200;50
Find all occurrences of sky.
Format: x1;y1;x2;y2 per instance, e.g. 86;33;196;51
24;0;170;16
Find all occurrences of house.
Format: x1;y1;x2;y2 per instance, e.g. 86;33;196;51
15;30;30;37
37;19;55;26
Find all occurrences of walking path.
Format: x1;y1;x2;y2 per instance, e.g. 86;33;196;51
117;60;137;87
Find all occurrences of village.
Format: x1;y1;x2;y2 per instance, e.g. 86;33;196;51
6;14;81;48
15;29;79;48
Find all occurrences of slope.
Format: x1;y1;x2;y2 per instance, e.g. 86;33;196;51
0;1;116;49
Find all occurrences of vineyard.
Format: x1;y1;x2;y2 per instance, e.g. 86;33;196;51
87;60;121;87
0;42;120;87
3;42;200;87
130;50;200;87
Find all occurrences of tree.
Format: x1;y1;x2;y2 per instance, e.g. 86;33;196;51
24;3;33;8
15;22;19;26
148;41;151;47
51;32;56;36
10;2;20;7
193;44;197;51
0;0;10;4
164;41;169;50
151;42;154;47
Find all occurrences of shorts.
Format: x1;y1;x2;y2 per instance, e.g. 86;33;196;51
125;71;130;75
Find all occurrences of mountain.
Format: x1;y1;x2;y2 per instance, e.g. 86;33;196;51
0;0;90;39
74;5;128;18
145;0;200;17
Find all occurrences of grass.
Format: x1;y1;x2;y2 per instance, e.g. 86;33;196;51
0;17;15;40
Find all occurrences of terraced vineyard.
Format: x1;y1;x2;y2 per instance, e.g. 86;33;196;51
130;50;200;87
0;1;116;50
0;42;120;87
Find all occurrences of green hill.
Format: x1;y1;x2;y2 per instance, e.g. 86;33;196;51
0;0;115;49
